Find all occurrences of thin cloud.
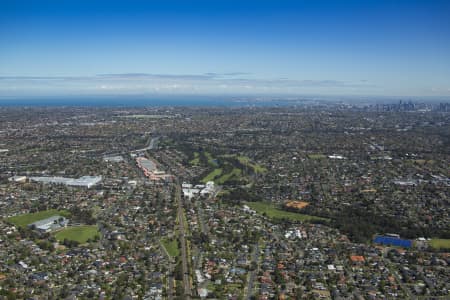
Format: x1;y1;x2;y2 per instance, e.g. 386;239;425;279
96;73;216;80
0;73;375;96
96;72;252;80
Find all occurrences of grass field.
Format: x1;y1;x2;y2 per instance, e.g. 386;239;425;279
54;225;99;244
161;238;180;257
246;202;328;222
429;239;450;250
202;168;223;183
7;209;71;227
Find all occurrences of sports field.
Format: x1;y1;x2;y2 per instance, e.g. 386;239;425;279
54;225;99;244
429;239;450;250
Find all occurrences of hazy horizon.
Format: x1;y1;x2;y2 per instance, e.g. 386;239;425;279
1;0;450;98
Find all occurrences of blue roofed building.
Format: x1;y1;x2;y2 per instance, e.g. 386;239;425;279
374;236;413;248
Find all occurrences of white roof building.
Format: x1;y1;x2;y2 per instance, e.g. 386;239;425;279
30;176;102;188
103;155;124;162
29;215;68;232
9;176;27;183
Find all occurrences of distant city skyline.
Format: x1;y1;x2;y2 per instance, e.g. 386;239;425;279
1;0;450;97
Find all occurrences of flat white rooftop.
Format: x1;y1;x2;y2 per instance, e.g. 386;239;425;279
103;155;124;162
30;176;102;188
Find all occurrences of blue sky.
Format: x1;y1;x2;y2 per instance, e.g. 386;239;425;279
1;0;450;97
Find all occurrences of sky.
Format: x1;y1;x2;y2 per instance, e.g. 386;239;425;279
1;0;450;98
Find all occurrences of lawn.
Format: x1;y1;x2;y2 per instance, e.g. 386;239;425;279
54;225;99;244
246;202;328;222
161;238;180;258
201;168;223;183
429;239;450;250
7;209;71;228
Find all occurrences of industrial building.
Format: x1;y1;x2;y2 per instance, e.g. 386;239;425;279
29;176;102;188
28;215;68;232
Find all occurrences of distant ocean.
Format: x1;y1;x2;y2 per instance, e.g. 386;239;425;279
0;96;303;107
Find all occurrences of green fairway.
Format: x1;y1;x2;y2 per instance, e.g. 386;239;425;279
202;168;223;183
7;209;71;228
237;156;267;173
216;168;242;184
54;225;99;244
246;202;328;222
429;239;450;250
189;152;200;165
236;155;250;163
199;154;265;185
189;151;218;167
251;164;267;173
161;238;180;257
205;152;218;167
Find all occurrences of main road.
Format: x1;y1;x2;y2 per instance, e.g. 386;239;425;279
160;241;174;300
175;181;192;299
244;243;260;300
132;136;159;153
